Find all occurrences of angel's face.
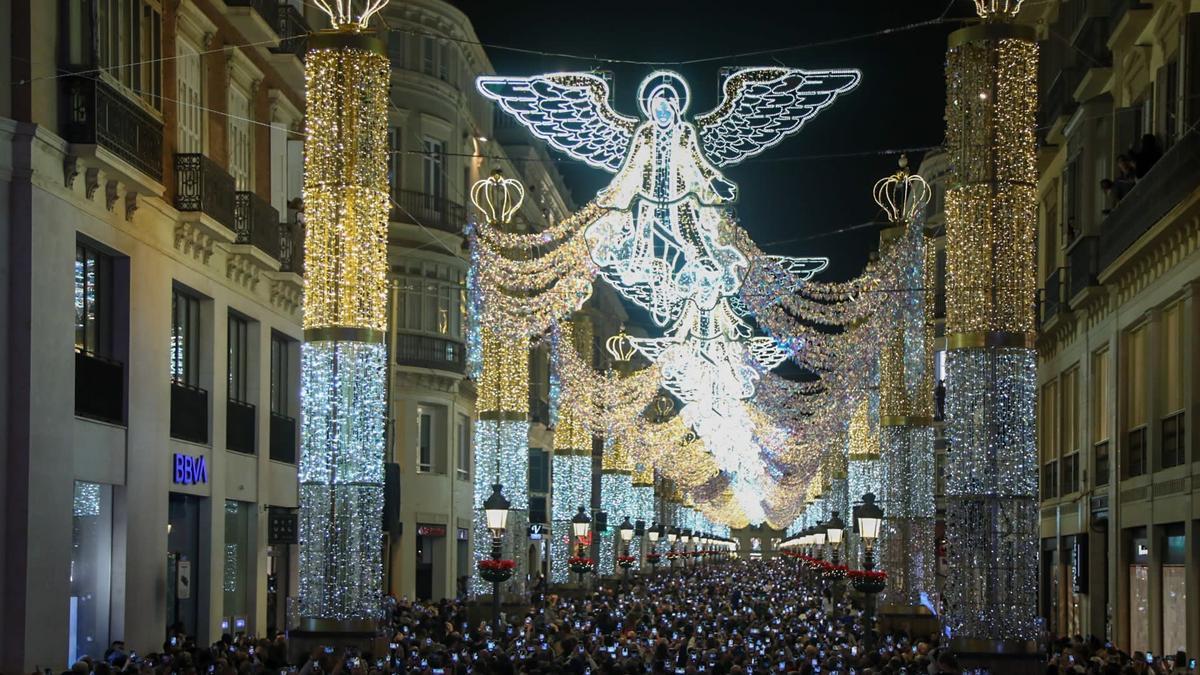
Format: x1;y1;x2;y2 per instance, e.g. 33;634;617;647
653;96;676;127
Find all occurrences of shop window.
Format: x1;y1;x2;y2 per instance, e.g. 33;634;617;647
70;482;113;663
1163;525;1187;655
1129;528;1149;654
228;314;249;403
223;500;253;621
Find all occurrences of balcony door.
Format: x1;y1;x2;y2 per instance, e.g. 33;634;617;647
228;87;252;191
176;38;202;154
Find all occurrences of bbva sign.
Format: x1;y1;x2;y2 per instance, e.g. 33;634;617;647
173;453;208;485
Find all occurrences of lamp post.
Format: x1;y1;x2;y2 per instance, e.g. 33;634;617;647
571;506;591;588
827;511;846;605
647;522;662;575
618;516;634;588
814;523;827;561
668;527;679;570
484;483;511;634
855;493;884;652
682;529;693;568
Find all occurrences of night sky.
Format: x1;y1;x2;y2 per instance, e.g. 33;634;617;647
452;0;975;279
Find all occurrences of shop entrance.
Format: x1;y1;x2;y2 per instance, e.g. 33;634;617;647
415;535;434;601
167;493;204;639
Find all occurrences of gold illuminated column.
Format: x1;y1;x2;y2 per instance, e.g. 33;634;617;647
550;317;593;584
470;173;532;598
942;0;1040;667
873;161;937;617
297;6;391;632
847;397;881;568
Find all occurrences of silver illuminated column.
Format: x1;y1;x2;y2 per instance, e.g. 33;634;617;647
873;159;937;619
941;1;1040;670
297;1;392;634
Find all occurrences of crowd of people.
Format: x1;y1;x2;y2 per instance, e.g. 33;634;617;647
60;557;1192;675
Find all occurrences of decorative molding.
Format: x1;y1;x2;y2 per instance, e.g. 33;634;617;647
124;191;138;221
85;167;101;200
104;179;119;212
268;276;302;315
175;221;216;264
64;155;80;189
225;250;262;290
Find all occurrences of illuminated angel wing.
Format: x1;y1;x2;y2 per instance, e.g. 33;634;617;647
695;67;861;167
769;256;829;281
476;73;638;173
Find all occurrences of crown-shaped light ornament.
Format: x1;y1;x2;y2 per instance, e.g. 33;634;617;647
313;0;390;30
973;0;1025;20
605;328;637;363
471;169;525;226
872;155;930;225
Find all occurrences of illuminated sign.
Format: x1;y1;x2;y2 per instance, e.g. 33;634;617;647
173;454;208;485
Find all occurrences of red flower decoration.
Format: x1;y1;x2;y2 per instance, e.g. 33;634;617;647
478;559;516;571
617;555;637;563
567;556;595;567
847;569;887;581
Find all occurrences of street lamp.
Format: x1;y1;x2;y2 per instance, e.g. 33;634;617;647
618;517;635;586
571;505;591;587
826;511;845;566
682;529;693;567
483;483;510;633
668;527;679;569
647;522;662;574
855;493;885;652
813;522;827;560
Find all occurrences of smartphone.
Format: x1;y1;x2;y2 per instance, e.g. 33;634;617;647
1189;659;1196;669
912;646;917;654
1145;652;1154;664
622;648;629;657
419;659;427;668
323;647;334;655
486;641;495;651
170;637;178;647
851;646;857;657
452;654;459;663
388;643;398;651
248;647;255;655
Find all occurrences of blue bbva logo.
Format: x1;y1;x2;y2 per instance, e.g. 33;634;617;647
174;453;208;485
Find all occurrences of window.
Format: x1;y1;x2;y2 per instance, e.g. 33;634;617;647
388;127;403;203
96;0;162;110
1127;426;1147;478
1061;367;1079;458
388;30;405;68
1160;302;1185;468
395;261;465;338
1162;412;1185;469
1060;452;1079;495
227;314;248;403
71;482;113;663
1063;158;1079;242
456;414;470;480
421;36;435;75
1125;325;1147;478
171;288;201;386
1163;60;1179;146
75;243;114;356
270;333;290;416
176;38;202;153
1091;347;1110;485
422;137;445;202
418;410;433;472
228;87;252;190
438;42;450;81
528;448;549;494
1040;380;1058;498
529;495;547;525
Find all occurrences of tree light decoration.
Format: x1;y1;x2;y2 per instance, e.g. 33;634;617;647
470;173;533;598
942;7;1040;653
298;22;390;627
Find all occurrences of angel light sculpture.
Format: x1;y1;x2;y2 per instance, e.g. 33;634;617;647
479;68;860;518
479;68;857;392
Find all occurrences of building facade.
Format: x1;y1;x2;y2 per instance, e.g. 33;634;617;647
377;0;579;603
1032;0;1200;656
1;0;314;671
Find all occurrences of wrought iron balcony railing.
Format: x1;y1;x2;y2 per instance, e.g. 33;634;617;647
175;153;237;231
270;3;310;60
391;190;467;234
1066;235;1098;300
394;333;465;373
234;190;282;261
62;75;164;182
